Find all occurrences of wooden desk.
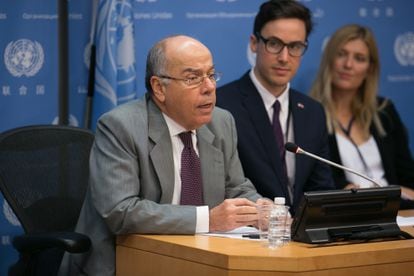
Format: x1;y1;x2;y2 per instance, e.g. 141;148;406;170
116;210;414;276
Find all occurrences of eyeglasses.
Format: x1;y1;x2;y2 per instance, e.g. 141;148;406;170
255;32;308;57
158;72;222;87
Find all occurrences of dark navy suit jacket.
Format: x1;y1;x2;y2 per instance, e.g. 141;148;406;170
216;71;335;213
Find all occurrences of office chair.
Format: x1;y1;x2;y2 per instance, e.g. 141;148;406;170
0;125;94;276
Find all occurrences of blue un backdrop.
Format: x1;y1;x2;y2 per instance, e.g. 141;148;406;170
1;0;413;273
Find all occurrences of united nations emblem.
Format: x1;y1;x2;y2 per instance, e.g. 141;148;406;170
4;39;44;77
394;32;414;66
94;0;136;106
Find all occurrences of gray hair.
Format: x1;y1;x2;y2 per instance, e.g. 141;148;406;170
145;38;170;93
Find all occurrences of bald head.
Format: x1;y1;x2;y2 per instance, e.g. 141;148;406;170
145;35;212;93
164;35;211;59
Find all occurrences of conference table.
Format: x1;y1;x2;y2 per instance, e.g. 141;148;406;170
116;210;414;275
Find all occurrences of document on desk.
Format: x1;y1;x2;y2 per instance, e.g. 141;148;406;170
202;226;261;240
397;216;414;226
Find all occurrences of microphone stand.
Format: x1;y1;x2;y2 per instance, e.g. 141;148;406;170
287;142;382;188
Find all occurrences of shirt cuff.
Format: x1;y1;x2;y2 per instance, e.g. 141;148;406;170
195;205;209;233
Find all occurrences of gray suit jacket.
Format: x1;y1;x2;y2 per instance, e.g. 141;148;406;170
59;94;260;275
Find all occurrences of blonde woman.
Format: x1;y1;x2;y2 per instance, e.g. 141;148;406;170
310;24;414;209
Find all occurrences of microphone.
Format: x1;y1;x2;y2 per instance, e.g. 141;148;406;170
285;142;381;187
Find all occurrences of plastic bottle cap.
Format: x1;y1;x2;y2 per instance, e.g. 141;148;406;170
274;197;285;205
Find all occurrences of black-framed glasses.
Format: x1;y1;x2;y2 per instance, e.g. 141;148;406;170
158;72;222;87
255;32;308;57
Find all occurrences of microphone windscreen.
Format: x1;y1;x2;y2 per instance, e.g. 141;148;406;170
285;142;298;153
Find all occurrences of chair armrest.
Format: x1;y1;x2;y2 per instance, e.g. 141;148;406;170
12;232;91;254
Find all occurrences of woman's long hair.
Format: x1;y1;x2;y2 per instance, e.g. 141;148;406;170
309;24;386;136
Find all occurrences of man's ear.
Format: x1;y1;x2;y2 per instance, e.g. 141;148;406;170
250;34;258;53
150;76;166;102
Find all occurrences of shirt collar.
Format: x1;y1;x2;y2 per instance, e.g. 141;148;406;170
162;113;196;137
249;68;290;112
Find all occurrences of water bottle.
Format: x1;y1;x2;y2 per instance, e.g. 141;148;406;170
282;207;292;244
268;197;288;249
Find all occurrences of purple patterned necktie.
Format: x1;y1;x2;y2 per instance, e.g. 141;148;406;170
179;132;204;206
272;101;289;186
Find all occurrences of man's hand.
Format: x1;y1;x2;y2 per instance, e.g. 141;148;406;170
253;197;274;229
209;198;257;232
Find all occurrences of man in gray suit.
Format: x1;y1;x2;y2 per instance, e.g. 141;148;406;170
60;35;261;275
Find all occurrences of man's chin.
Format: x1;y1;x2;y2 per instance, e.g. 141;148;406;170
193;115;213;129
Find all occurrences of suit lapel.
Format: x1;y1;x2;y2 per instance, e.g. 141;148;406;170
239;75;281;169
197;125;224;208
239;74;290;197
147;98;175;204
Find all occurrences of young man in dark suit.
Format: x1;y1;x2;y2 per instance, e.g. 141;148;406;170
217;0;335;212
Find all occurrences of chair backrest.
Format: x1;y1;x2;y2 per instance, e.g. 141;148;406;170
0;125;94;234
